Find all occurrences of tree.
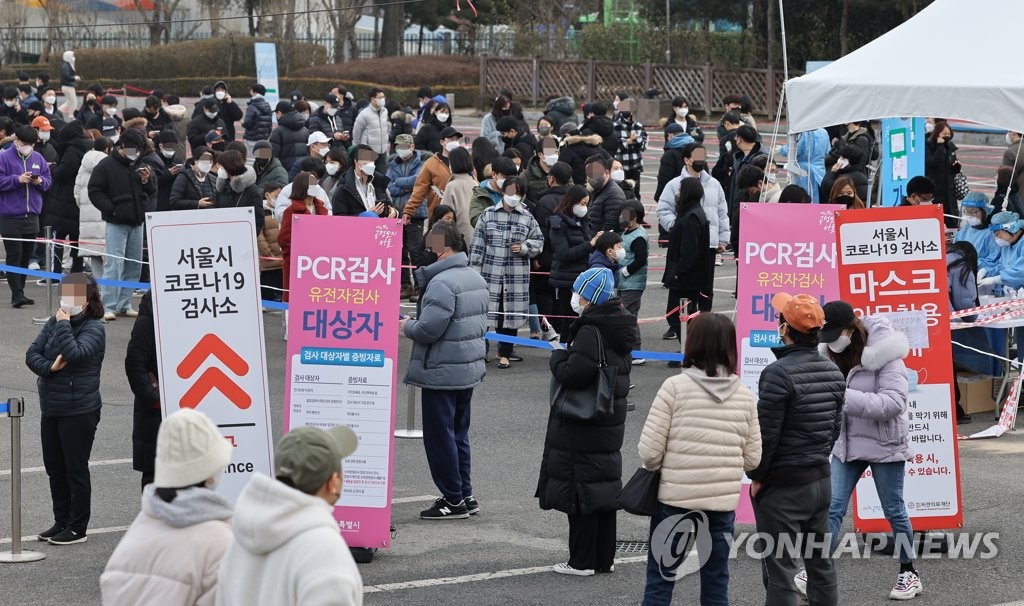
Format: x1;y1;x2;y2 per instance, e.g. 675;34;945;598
322;0;365;61
379;0;405;56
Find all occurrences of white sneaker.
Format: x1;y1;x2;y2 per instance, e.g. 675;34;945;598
890;570;923;600
552;562;594;577
103;311;116;322
541;325;560;342
28;261;40;271
632;358;647;366
794;569;807;597
715;254;724;267
118;308;139;318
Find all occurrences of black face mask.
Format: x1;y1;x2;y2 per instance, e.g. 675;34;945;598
837;194;856;208
621;113;633;122
690;160;707;173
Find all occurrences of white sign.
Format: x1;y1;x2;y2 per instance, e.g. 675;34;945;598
880;310;930;349
839;218;944;265
254;42;281;118
147;208;274;504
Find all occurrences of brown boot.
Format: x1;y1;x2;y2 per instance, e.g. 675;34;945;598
400;284;416;300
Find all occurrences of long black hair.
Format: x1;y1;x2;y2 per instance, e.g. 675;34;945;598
947;240;978;289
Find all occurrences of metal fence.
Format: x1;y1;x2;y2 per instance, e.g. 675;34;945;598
481;57;799;117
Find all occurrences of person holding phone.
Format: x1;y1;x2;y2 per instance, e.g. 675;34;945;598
0;125;52;307
25;272;106;545
331;145;397;218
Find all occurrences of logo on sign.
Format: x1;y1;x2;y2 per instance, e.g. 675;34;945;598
177;333;252;410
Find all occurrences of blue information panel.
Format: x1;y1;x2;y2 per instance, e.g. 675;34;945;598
880;118;926;207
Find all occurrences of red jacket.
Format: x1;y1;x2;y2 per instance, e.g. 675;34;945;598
278;198;328;301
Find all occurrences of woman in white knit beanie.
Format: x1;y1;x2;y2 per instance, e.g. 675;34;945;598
100;409;234;606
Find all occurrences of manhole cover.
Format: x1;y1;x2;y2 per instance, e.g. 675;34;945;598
615;540;649;554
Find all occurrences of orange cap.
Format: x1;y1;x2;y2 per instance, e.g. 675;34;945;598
771;292;825;334
31;116;53;131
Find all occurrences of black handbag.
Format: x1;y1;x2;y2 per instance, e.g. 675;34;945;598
617;467;661;516
549;326;617;422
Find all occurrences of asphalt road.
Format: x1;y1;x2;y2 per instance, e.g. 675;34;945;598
0;114;1021;606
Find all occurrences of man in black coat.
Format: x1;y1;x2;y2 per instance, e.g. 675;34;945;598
818;144;869;203
242;84;274;145
47;122;93;274
269;101;309;173
748;293;845;606
495;116;538;162
124;292;160;489
212;80;245;142
580;103;619;157
186;98;226;154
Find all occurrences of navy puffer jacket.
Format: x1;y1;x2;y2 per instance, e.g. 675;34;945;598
26;314;106;416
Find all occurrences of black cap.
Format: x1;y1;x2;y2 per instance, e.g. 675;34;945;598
274;100;292;113
290;90;303;102
101;95;118;106
495;116;518;132
324;93;339;105
214;80;227;91
819;301;857;344
439;126;463;140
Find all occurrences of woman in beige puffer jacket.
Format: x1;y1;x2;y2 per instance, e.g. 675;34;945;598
637;312;761;605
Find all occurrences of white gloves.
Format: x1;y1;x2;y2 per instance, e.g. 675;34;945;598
979;275;1003;287
977;268;988;281
620;267;630;278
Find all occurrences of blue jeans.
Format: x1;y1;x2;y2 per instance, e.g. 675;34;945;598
101;222;143;313
420;388;473;503
828;459;914;564
643;502;734;606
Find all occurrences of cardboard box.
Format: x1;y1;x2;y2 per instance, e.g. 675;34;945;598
956;374;995;415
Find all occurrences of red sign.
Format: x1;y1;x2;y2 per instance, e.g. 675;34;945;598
835;205;964;532
177;333;252;411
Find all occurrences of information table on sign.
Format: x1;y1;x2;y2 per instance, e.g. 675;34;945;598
836;205;964;532
284;215;402;548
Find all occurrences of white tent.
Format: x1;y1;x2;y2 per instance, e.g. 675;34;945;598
785;0;1024;134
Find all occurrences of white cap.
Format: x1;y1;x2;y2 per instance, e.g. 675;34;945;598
154;409;233;488
307;131;330;146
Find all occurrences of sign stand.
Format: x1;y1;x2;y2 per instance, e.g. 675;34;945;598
0;398;45;563
394;388;423;439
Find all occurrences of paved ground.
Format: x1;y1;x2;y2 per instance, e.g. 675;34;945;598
0;114;1020;605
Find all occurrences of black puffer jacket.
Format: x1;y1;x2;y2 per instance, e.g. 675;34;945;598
214;167;264;234
186;112;226;154
544;96;576;131
169;168;217;210
26;313;106;417
414;114;452;155
532;185;566;273
558;134;607;187
87;152;157;226
269;110;310;172
819;164;869;204
537;301;636;515
582;115;619;156
548;213;593;288
307;106;347;150
331;168;393;217
125;292;160;475
47;126;92;233
242;96;273;142
747;345;846;486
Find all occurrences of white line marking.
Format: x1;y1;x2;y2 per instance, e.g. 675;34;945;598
363;555;652;593
0;525;131;545
0;458;133;477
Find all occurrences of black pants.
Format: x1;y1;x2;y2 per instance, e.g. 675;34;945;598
530;273;555;328
752;476;838;606
552;285;579;342
666;289;713;334
41;409;101;534
625;168;642;183
52;228;83;275
494;293;516;357
261;269;283;302
402;218;426;286
1;216;39;300
567;510;617;571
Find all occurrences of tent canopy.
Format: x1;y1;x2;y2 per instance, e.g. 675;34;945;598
785;0;1024;134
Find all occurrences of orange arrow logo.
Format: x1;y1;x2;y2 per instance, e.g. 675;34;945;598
177;334;251;410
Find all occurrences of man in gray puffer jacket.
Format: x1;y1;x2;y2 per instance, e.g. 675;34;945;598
400;220;489;521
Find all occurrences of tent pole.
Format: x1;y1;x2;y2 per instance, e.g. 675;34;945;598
778;0;790;81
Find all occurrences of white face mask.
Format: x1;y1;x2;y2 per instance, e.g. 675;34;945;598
3;100;15;108
43;96;55;105
826;333;852;353
301;112;310;121
205;111;218;120
444;141;460;153
398;148;414;159
614;247;626;262
570;292;586;315
925;122;934;134
835;157;850;170
610;169;625;182
325;107;338;116
161;148;175;158
109;134;120;144
995;236;1012;248
676;107;688;117
503;194;521;207
217;168;228;180
326;162;340;176
105;107;118;116
435;112;450;122
360;162;376;176
613;100;620;110
59;299;84;316
125;150;140;162
544;153;559;166
39;131;50;142
196;160;213;174
375;96;386;107
572;204;588;218
317;146;329;157
215;91;226;101
962;214;982;227
16;144;32;157
494;178;505;190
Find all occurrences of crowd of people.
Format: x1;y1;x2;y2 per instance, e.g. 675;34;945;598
6;57;1001;605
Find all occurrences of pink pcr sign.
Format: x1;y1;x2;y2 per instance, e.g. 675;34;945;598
283;215;402;549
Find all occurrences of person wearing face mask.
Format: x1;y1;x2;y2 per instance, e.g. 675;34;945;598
980;211;1024;291
535;116;558;143
660;96;704;143
75;85;104;127
825;121;872;175
288;131;332;181
609;159;638;201
954;193;998;274
210;81;243;142
404;125;461;225
331;145;396;219
653;122;696;205
278;172;330;303
583;154;626;234
74;135;113;278
35;88;66;132
306;93;350;152
187;98;226;154
152;130;183;212
616;199;649;361
58;50;81;119
469;156;518;228
399;220;488;520
85;95;121;132
216;425;364;606
47;121;92;276
469;176;544;368
826;176;866;210
588;230;625;289
495;116;538;164
548;185;598;339
612;99;648;183
925;119;963;228
87;128;156;319
0;125;51;306
539;266;636;577
351;88;390;172
242;83;274;151
543;94;576;132
813;301;920;601
25;272;106;545
1002;131;1024;173
320;148;348;198
0;86;27;125
169;147;217;210
30;115;58;164
819;145;869;204
663;177;714;366
439;147;479;248
523;137;562;205
482;95;513;152
212;150;263;235
251;140;288;189
898;175;937;208
414;102;453;155
100;116;121;146
142;95;171;140
100;408;234;605
387;134;428;298
411;86;435;131
269;100;310;173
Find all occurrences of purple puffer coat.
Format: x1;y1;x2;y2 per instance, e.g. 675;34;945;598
822;315;912;463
